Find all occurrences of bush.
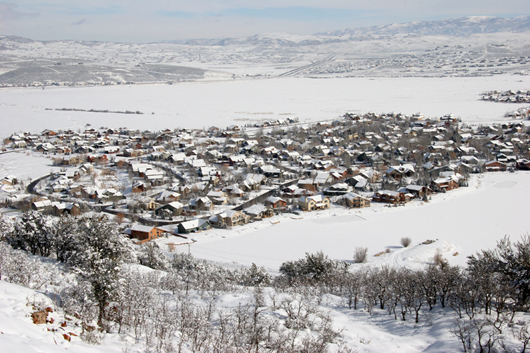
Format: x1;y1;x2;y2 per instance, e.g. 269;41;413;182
433;249;447;267
279;251;347;284
354;247;368;263
401;237;412;248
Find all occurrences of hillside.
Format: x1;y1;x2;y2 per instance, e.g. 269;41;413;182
1;16;530;86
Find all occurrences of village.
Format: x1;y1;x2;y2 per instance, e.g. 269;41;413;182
1;110;529;245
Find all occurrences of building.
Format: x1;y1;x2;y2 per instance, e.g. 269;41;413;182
128;224;165;244
298;194;330;211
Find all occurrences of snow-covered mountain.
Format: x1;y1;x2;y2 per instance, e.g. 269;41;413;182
1;16;530;86
320;16;530;37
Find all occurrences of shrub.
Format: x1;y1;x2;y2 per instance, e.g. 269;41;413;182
279;251;348;284
401;237;412;248
433;249;447;267
354;247;368;263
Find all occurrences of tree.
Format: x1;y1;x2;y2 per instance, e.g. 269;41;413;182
241;263;271;287
54;215;79;263
138;242;169;270
468;235;530;309
7;210;55;257
67;215;136;330
279;251;344;285
401;237;412;248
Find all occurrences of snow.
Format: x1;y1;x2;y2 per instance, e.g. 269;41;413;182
0;152;61;181
1;75;529;134
0;281;122;353
187;172;530;272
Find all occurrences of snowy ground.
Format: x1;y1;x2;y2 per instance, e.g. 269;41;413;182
1;75;529;135
181;171;530;273
0;151;61;181
0;280;123;353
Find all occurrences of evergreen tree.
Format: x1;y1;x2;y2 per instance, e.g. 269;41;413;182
7;210;54;257
68;215;136;329
54;215;79;263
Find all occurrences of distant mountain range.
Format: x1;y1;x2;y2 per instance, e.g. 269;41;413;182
1;16;529;47
319;16;530;37
1;15;530;85
181;16;530;47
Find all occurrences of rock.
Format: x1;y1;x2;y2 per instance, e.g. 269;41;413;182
31;311;47;325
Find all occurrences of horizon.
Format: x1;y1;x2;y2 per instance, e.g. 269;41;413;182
0;1;529;43
2;14;530;44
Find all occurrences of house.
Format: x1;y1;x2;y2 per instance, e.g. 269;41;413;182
264;196;287;210
31;197;53;212
431;177;458;192
206;190;228;205
64;169;80;180
405;185;433;199
431;171;466;191
372;190;410;204
516;159;530;170
177;219;211;234
323;183;351;196
156;190;181;203
223;184;244;198
188;197;214;212
298;194;330;212
128;224;166;244
485;160;507;172
87;154;108;164
210;210;250;228
359;168;380;183
342;192;371;208
52;202;81;216
259;165;282;178
241;173;266;191
144;169;165;185
243;204;273;220
36;142;56;154
62;156;80;166
298;179;319;192
154;201;184;218
138;197;159;210
98;189;124;203
386;164;415;181
132;182;147;193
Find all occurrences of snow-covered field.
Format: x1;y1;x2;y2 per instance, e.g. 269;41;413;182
1;75;529;134
182;171;530;272
0;152;61;181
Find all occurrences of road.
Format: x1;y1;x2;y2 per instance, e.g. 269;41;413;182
278;55;337;77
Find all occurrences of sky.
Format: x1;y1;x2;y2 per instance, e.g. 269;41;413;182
0;1;529;43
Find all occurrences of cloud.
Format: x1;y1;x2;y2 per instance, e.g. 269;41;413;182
160;7;381;22
0;2;37;32
71;18;86;26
